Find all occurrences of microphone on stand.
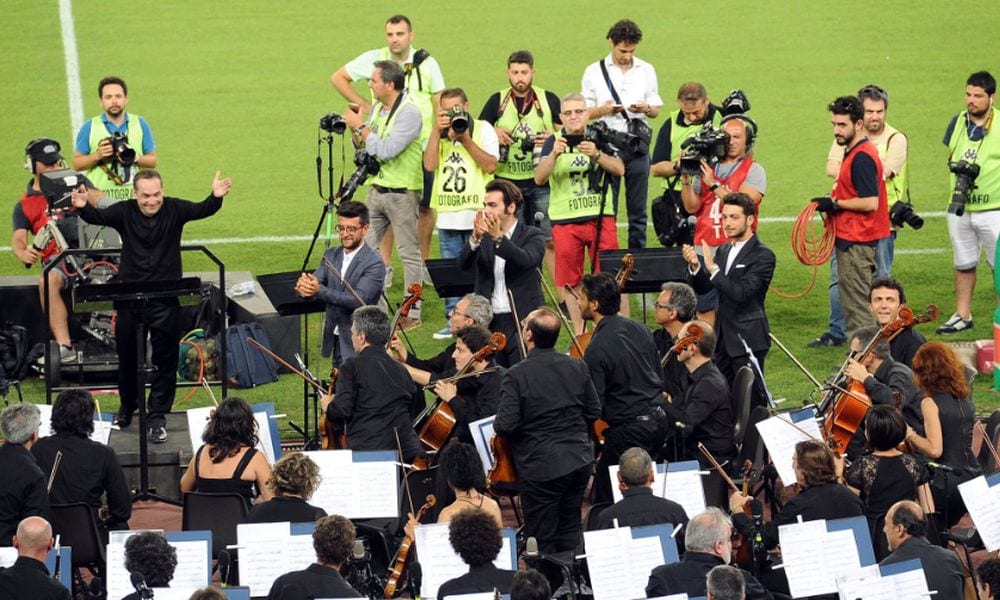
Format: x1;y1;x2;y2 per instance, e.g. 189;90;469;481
217;550;231;587
534;212;545;228
130;571;153;599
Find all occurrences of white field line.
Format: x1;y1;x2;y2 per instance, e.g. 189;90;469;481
59;0;84;136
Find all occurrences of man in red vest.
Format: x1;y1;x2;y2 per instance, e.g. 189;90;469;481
813;96;890;340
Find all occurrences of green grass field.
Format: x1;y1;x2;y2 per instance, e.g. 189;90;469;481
3;1;1000;434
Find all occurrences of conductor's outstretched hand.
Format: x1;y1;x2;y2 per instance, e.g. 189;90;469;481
212;171;233;198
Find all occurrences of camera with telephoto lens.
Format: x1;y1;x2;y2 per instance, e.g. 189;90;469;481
340;151;381;201
445;105;471;135
583;120;639;154
889;201;924;230
947;160;980;216
108;132;136;166
319;112;347;134
677;123;731;176
720;89;752;116
498;134;538;163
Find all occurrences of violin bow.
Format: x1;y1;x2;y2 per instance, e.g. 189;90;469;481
246;337;325;395
506;290;528;359
697;443;741;494
47;450;63;493
535;268;586;356
321;256;368;307
976;421;1000;472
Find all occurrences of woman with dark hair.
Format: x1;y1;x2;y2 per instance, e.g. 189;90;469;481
31;389;132;532
905;341;980;527
122;531;177;598
246;452;327;523
180;397;272;504
845;405;928;559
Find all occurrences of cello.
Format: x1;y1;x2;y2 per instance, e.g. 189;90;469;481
386;283;423;355
383;494;436;598
411;333;507;470
821;304;938;453
318;368;347;450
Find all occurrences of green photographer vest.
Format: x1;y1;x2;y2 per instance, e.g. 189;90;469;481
368;94;424;191
430;121;493;212
378;47;434;145
548;143;614;224
662;110;722;191
85;114;147;200
875;124;908;206
494;87;556;180
946;108;1000;212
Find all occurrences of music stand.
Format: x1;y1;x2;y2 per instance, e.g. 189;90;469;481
47;246;226;502
598;248;691;322
425;258;476;298
257;271;326;446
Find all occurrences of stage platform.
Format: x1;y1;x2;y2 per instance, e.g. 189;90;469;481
110;412;195;502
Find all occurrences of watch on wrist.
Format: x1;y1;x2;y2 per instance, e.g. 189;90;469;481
709;183;720;192
353;125;365;136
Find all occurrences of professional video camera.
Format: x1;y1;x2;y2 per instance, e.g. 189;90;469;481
108;132;136;166
39;169;84;210
889;201;924;230
445;105;470;135
720;89;752;116
319;112;347;134
947;160;980;216
340;151;381;201
677;123;731;176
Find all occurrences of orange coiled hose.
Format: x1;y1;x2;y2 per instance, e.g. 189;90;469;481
769;201;836;299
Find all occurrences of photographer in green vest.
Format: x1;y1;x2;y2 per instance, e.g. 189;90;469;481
424;87;499;339
343;60;425;328
72;76;157;201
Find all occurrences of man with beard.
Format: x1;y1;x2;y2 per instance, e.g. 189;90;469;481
868;275;924;368
937;71;999;335
812;96;889;340
295;201;385;366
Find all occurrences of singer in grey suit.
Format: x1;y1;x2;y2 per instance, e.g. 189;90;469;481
295;201;385;366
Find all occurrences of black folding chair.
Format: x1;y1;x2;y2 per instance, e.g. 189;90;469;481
181;492;249;585
49;502;106;596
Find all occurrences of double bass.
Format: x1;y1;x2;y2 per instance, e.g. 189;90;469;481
411;333;507;470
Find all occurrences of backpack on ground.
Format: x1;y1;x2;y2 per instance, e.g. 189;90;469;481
219;323;278;388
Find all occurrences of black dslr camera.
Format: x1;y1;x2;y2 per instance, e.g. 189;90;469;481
340;152;381;201
319;112;347;134
445;105;471;135
108;132;136;166
582;120;639;154
720;89;752;116
677;124;731;175
498;133;536;163
889;201;924;230
947;160;980;216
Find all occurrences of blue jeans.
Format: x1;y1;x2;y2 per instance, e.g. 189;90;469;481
438;228;472;316
827;233;894;340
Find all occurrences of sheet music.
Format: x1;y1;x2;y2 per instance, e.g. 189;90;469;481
288;533;316;572
779;520;832;597
888;568;932;599
237;522;293;597
186;406;276;465
443;594;501;600
584;527;668;600
148;588;200;600
469;416;497;476
959;475;1000;551
170;540;211;592
648;596;689;600
0;547;16;567
824;528;862;579
607;461;702;521
837;575;896;600
35;403;111;445
302;450;398;518
414;523;515;600
756;410;823;484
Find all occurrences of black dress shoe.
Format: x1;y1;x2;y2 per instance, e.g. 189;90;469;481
112;412;133;429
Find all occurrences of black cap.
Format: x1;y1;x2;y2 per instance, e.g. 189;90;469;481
25;138;63;165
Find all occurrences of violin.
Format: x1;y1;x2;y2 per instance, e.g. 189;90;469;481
821;305;938;453
698;443;758;566
387;283;423;354
319;368;347;450
411;333;507;470
663;322;703;367
383;494;436;598
486;433;519;497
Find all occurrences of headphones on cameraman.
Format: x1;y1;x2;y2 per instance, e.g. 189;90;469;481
24;137;60;174
719;114;758;151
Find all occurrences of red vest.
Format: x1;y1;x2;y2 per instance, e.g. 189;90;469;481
831;140;890;243
18;191;61;261
694;157;756;247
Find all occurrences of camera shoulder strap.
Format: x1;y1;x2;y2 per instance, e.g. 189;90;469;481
598;60;633;124
886;131;910;201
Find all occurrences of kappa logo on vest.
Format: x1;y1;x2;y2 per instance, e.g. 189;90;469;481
445;152;464;165
513;122;535;137
570;155;590;168
960;148;980;162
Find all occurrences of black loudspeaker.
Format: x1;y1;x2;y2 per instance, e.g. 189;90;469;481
598;248;690;293
256;271;324;316
426;258;476;298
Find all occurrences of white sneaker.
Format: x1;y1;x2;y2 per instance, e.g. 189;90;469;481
37;345;77;367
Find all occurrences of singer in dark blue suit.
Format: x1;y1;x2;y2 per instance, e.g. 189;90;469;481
683;193;775;409
295;201;385;366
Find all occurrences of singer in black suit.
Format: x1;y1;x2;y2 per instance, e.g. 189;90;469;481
295;201;385;367
683;193;775;409
459;179;545;366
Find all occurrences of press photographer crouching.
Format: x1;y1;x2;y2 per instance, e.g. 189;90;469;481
534;92;624;335
12;138;111;365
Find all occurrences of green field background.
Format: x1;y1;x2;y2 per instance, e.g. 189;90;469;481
2;1;1000;429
